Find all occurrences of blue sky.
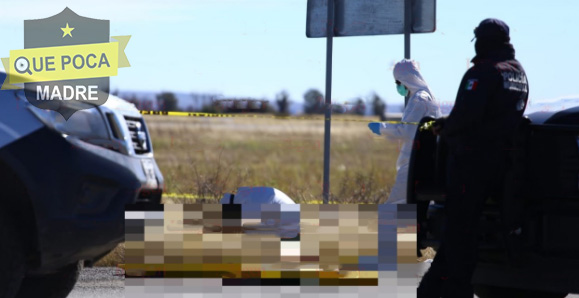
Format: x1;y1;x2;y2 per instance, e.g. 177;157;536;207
1;0;578;108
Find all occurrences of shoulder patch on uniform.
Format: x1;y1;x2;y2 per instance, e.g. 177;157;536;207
501;71;528;93
465;79;478;91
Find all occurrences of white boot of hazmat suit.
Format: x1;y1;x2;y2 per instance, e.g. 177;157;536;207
379;59;441;204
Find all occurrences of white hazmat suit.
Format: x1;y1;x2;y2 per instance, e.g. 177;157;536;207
220;187;299;239
380;59;441;204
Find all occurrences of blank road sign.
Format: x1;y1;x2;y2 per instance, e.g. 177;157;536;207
306;0;436;38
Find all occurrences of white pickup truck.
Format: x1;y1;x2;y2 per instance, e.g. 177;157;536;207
0;71;164;298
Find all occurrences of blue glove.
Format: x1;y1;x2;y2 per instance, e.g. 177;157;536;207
368;122;381;136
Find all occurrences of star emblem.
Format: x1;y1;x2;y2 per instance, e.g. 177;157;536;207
61;23;75;38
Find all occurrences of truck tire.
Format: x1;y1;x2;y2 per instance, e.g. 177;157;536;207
0;212;27;298
474;284;568;298
15;261;82;298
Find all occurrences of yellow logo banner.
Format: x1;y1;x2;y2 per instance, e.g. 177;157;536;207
2;35;130;85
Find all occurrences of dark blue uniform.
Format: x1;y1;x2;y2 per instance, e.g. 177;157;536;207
418;19;529;298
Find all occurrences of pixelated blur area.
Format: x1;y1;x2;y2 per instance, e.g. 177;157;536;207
123;204;418;297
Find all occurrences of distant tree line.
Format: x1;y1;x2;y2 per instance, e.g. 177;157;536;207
111;88;387;119
210;98;274;114
302;88;387;120
112;89;178;112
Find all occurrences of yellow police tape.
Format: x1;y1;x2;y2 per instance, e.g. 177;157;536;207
138;110;423;125
117;263;379;279
163;192;370;204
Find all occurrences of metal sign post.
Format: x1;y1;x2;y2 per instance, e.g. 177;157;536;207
322;0;334;205
404;0;412;107
306;0;436;204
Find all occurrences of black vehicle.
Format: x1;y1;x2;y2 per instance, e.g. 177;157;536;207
0;72;164;298
409;106;579;297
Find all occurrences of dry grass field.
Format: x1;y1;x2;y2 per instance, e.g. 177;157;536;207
95;114;413;267
148;114;401;204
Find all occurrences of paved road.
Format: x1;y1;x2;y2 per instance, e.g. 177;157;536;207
70;267;578;297
71;267;418;298
416;261;579;298
68;268;124;298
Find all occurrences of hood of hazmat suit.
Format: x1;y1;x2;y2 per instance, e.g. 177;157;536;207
220;187;296;205
379;59;441;204
220;187;299;239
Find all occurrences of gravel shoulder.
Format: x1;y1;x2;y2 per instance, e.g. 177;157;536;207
68;267;124;298
71;266;578;297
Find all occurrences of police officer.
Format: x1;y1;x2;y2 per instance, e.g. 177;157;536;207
418;18;529;297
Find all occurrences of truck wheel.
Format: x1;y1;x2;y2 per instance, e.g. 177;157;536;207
474;284;568;298
15;261;82;298
0;213;26;298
